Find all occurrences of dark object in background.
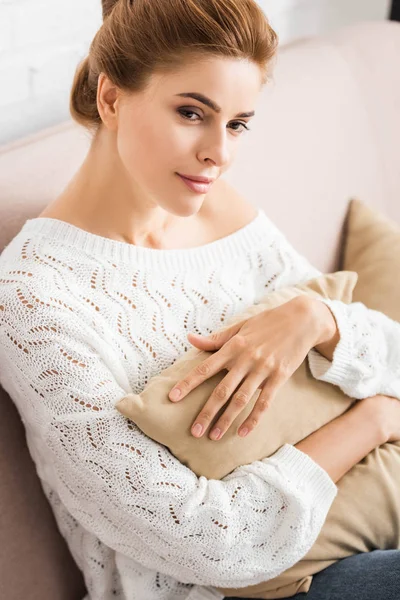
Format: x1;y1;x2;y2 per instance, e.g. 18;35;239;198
391;0;400;21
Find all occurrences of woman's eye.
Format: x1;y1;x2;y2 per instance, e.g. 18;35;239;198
177;108;250;134
230;121;251;134
178;108;201;121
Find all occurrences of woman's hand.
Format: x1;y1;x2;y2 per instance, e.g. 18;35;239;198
168;295;333;441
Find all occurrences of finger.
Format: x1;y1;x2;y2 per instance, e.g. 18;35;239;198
187;321;243;351
208;369;266;441
190;364;248;439
169;346;232;402
238;370;284;437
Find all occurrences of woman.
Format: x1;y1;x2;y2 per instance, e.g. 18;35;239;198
0;1;399;599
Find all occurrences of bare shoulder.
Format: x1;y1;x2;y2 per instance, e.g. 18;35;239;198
204;178;259;233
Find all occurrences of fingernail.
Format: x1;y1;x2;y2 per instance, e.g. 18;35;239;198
170;389;181;401
192;423;203;437
210;428;221;440
239;428;249;437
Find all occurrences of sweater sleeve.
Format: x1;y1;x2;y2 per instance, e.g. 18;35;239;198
266;222;400;402
0;281;337;590
307;300;400;400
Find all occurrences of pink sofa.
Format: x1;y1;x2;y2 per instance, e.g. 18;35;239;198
1;20;399;600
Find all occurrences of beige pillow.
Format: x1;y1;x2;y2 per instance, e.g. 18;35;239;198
343;198;400;320
116;271;357;479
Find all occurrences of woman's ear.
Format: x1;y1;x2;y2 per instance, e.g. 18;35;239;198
96;73;120;131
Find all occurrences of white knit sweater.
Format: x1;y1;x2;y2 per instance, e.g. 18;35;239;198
1;208;399;600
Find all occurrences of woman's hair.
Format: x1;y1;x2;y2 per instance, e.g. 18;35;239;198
70;0;279;135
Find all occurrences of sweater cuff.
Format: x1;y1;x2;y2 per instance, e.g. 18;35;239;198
307;298;355;387
263;443;337;511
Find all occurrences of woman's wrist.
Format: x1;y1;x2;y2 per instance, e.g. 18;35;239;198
361;395;396;445
305;297;340;359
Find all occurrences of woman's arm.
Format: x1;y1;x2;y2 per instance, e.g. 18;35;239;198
0;283;337;590
264;219;400;402
295;395;387;484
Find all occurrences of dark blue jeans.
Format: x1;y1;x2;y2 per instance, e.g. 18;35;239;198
224;549;400;600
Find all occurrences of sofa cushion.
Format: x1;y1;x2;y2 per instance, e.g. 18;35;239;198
0;385;86;600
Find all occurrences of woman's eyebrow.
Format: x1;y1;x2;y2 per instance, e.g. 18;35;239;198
175;92;255;118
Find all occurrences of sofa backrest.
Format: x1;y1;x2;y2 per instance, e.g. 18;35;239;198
1;21;400;272
0;20;399;600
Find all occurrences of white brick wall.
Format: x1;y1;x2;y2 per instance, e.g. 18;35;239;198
0;0;102;145
0;0;391;146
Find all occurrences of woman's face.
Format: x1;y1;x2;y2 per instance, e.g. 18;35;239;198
104;56;263;217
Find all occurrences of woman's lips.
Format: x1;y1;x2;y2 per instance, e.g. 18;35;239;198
177;173;213;194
